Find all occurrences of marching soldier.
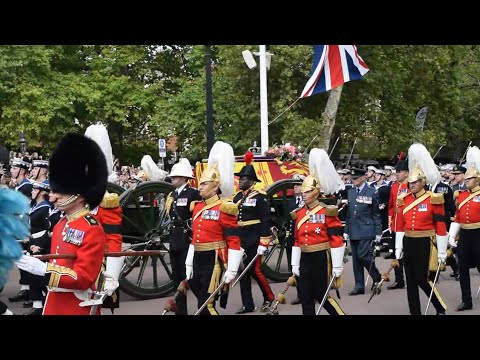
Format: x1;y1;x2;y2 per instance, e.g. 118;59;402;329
373;168;391;232
165;158;201;315
15;133;108;315
395;143;448;315
23;180;53;315
8;157;34;303
185;141;243;315
343;168;383;296
386;157;409;290
448;146;480;311
365;166;376;187
384;165;396;185
233;152;275;313
286;173;305;305
30;159;49;182
291;148;345;315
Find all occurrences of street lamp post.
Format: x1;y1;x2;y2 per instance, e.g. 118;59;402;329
18;131;27;154
242;45;273;155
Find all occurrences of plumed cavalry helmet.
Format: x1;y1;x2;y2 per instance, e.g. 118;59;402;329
407;143;441;185
199;141;235;198
49;133;108;210
301;148;344;195
465;146;480;180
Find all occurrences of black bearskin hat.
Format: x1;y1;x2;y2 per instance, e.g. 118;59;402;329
49;133;108;209
395;160;409;172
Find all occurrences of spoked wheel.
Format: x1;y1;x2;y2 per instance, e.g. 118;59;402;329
118;181;175;299
262;179;296;282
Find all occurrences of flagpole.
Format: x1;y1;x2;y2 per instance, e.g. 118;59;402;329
259;45;269;155
268;97;301;126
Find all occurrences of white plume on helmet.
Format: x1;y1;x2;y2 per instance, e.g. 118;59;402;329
408;143;441;184
141;155;168;181
84;124;114;176
208;141;234;198
309;148;344;195
466;146;480;171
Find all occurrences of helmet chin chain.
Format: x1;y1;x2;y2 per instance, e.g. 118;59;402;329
57;194;80;208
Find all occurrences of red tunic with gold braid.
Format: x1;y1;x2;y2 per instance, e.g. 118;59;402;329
293;202;343;251
91;192;123;252
454;187;480;226
388;180;409;232
43;211;106;315
191;195;240;255
395;190;447;236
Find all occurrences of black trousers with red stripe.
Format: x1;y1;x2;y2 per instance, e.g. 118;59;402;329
189;250;220;315
239;245;274;310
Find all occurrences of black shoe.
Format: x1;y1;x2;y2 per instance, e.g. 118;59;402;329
235;306;257;314
9;290;30;303
22;300;33;308
455;274;460;281
290;297;301;305
348;289;365;296
436;310;446;315
449;272;456;277
23;307;43;315
455;302;473;312
383;252;395;260
261;301;273;312
387;282;405;290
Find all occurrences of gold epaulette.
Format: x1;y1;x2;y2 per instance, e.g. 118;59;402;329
166;192;173;213
290;209;300;220
256;189;267;195
190;200;201;212
325;205;339;217
429;192;445;205
454;190;460;199
100;192;120;208
219;201;239;216
46;263;78;287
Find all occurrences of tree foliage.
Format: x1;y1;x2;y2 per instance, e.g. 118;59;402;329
0;45;479;165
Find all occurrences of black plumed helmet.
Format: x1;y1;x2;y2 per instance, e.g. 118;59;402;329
49;133;108;209
234;165;261;182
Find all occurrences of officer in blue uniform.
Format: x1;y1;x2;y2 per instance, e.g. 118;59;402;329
343;168;383;295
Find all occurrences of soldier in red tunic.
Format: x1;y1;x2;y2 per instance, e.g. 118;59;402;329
395;143;448;315
448;146;480;311
185;141;243;315
290;148;346;315
16;133;108;315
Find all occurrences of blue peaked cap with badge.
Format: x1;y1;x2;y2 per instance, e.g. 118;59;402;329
350;168;366;179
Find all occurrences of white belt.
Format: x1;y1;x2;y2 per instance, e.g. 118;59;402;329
48;287;98;307
31;230;47;239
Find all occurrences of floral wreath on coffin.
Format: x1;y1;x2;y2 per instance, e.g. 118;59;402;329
265;143;304;163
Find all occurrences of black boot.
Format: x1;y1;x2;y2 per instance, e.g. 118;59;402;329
9;289;30;302
23;307;43;315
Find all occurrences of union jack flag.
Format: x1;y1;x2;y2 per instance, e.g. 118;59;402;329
300;45;369;98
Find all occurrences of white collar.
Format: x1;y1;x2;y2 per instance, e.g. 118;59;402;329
176;183;188;194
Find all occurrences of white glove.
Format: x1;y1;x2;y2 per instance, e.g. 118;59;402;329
106;256;125;280
291;246;301;277
102;273;119;296
375;235;382;244
331;244;345;277
257;245;268;255
436;234;448;263
185;244;195;280
395;232;405;260
343;233;349;241
448;222;461;248
223;248;244;284
16;254;47;276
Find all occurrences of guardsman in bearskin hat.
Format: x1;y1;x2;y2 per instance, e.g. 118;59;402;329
15;133;108;315
386;154;409;290
395;143;448;315
85;124;124;313
8;157;34;303
448;146;480;311
291;148;346;315
165;158;201;315
233;151;275;313
185;141;243;315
